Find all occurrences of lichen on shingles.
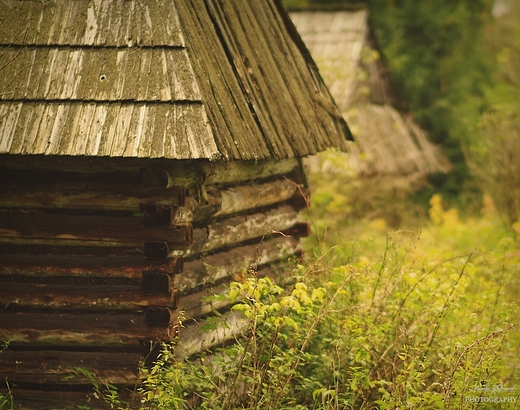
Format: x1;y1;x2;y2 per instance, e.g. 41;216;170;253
0;0;351;161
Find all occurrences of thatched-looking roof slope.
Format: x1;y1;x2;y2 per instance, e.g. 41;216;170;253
290;8;451;176
0;0;351;161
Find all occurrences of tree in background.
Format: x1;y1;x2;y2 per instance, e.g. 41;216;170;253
466;0;520;226
285;0;520;226
366;0;494;202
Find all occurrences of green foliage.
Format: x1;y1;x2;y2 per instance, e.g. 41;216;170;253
365;0;494;199
303;204;520;409
0;384;14;410
0;343;14;410
89;199;519;409
284;0;499;201
138;344;200;409
72;367;124;410
465;1;520;227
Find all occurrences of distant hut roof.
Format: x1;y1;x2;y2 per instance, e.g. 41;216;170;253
0;0;351;161
290;6;451;177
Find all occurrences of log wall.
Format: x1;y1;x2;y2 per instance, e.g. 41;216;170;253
0;158;309;409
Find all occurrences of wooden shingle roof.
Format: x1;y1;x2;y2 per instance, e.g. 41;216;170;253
291;8;368;112
290;7;451;177
0;0;351;161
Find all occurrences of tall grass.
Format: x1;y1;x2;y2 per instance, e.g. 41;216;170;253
303;199;518;409
94;193;519;409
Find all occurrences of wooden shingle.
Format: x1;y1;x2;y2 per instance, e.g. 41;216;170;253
0;0;351;161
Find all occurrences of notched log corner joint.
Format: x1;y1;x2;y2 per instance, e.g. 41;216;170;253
141;204;175;226
142;271;173;295
144;307;178;328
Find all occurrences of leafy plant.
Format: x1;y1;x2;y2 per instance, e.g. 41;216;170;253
0;384;14;410
0;343;14;410
89;196;519;409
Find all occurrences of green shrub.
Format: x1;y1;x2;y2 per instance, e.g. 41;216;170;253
93;201;519;409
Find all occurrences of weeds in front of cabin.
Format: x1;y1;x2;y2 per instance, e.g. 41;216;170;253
0;385;14;410
87;194;520;409
0;342;14;410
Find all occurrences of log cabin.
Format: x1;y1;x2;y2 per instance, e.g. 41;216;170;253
0;0;352;407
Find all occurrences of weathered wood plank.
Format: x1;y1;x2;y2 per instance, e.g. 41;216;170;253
0;237;147;251
202;158;300;185
175;311;245;358
144;307;178;328
177;235;301;293
175;0;269;160
0;312;176;347
0;243;144;258
0;1;184;47
0;255;183;278
206;0;290;158
138;156;302;187
0;350;141;386
0;210;192;250
176;286;229;323
0;101;219;159
174;178;300;223
0;166;139;188
0;283;178;311
0;156;300;188
19;48;190;102
176;204;301;257
0;182;185;212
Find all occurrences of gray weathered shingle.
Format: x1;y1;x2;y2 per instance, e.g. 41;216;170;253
0;0;351;160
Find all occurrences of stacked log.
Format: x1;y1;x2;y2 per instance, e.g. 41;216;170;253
0;158;308;408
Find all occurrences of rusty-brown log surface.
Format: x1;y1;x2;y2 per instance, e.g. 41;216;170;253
0;283;178;311
174;178;301;223
0;254;182;278
178;204;302;258
0;312;176;347
177;235;301;293
175;311;246;358
0;182;185;212
0;210;192;249
0;159;307;406
0;350;141;385
0;389;107;410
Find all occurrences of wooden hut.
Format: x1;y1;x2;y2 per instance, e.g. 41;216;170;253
290;5;451;179
0;0;351;407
